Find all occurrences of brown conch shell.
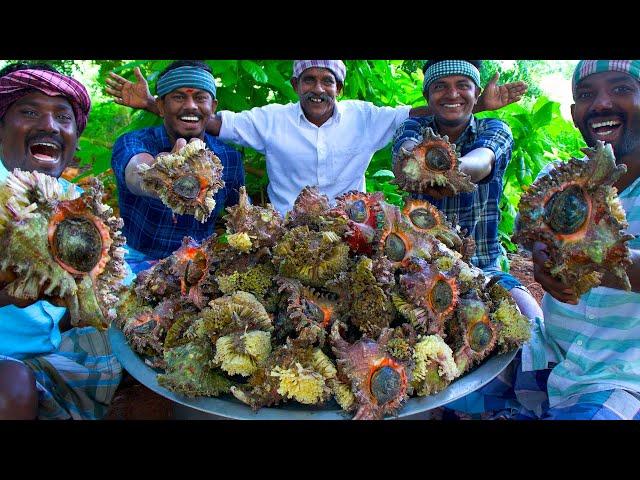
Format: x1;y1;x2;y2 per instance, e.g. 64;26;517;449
399;257;459;336
330;322;411;420
393;127;476;196
513;141;634;296
402;198;463;251
223;186;285;251
330;190;385;255
137;139;224;223
0;170;127;329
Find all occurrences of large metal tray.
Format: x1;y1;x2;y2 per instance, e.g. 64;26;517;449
109;325;517;420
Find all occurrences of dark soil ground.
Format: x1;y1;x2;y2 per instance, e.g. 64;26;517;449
104;253;543;420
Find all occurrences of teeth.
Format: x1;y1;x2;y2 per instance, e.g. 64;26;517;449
180;116;199;121
597;130;614;136
33;142;59;149
310;98;322;103
444;104;462;108
592;120;621;128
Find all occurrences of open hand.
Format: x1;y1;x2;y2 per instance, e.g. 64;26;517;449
476;72;528;112
105;67;155;110
532;241;578;304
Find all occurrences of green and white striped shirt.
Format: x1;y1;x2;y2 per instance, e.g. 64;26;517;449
523;161;640;408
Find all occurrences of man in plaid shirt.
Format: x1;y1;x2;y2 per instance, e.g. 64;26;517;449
111;60;245;272
392;60;542;323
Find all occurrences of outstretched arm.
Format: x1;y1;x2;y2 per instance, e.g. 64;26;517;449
410;73;528;117
105;67;223;136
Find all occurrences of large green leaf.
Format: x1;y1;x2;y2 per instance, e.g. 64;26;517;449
240;60;268;84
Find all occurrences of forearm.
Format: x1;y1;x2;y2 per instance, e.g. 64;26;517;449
205;114;222;136
124;153;159;198
408;105;432;117
459;148;494;183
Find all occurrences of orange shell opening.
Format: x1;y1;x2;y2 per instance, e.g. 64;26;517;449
47;198;112;279
366;357;408;406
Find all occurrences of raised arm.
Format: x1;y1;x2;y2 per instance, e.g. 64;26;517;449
409;73;528;118
105;67;223;136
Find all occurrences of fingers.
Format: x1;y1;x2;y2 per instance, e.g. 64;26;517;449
487;72;499;87
532;241;578;304
172;138;187;153
108;72;128;84
134;67;147;83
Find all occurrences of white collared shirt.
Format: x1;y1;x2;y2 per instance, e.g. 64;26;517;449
219;100;411;215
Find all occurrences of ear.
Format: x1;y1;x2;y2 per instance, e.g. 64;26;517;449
336;81;344;96
474;86;481;101
210;99;219;114
290;77;298;92
157;98;166;118
570;104;576;127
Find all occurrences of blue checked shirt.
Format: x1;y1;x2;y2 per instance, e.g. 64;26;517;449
112;126;245;259
392;116;513;269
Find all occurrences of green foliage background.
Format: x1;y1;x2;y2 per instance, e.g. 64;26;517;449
4;59;586;268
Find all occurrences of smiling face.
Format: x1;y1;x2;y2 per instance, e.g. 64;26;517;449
572;71;640;158
0;91;78;178
290;67;342;127
426;75;479;128
157;87;217;142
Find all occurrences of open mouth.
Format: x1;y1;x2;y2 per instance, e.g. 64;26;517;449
443;103;463;109
589;118;623;141
29;142;61;162
308;97;324;104
178;115;201;124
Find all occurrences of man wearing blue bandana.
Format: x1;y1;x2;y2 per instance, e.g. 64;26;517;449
106;60;526;217
392;60;543;419
110;60;245;273
508;60;640;420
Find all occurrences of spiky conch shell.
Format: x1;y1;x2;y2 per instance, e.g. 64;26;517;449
412;334;460;396
0;170;127;329
223;186;286;250
231;341;337;409
169;235;218;309
325;257;395;338
330;322;411;420
399;257;459;336
276;276;341;347
330;190;385;255
375;202;437;268
402;198;464;251
392;127;476;196
450;294;497;374
272;225;351;288
137;139;224;223
513;141;634;296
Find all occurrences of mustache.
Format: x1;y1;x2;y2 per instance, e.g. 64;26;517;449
302;92;331;102
26;133;65;149
585;110;626;124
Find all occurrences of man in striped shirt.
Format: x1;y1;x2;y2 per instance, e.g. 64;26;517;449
514;60;640;420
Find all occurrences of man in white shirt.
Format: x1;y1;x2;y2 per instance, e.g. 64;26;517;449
106;60;526;215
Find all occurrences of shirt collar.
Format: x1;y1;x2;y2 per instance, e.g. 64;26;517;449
296;100;342;126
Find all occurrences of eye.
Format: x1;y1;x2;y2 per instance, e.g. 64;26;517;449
56;113;73;122
613;85;633;94
322;78;334;86
21;109;37;117
576;91;593;100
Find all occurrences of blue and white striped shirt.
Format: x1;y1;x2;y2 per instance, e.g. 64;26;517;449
392;115;513;269
523;160;640;408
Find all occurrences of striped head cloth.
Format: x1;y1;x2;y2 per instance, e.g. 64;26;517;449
292;60;346;84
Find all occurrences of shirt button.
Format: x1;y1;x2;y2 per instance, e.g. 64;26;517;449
576;340;583;346
587;314;595;320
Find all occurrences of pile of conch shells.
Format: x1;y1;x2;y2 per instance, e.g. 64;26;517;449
513;141;634;297
117;183;532;420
